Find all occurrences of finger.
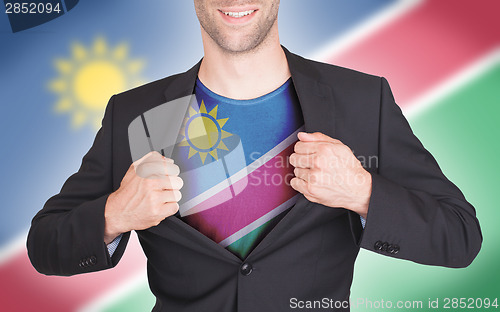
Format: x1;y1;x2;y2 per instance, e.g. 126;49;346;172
290;177;319;203
293;167;310;181
159;189;182;203
134;151;174;167
141;154;175;165
294;141;316;154
289;153;315;168
162;202;180;216
136;162;180;178
134;151;161;166
290;177;313;197
160;176;184;190
298;132;342;144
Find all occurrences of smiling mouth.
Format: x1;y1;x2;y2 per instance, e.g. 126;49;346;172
220;9;256;18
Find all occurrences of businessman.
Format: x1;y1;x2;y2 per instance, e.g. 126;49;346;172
27;1;482;311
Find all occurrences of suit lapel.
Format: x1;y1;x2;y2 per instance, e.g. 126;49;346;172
163;59;201;102
158;48;337;261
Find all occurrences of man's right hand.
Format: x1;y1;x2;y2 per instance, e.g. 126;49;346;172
103;151;183;244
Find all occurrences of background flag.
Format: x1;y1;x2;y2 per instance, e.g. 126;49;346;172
0;0;498;311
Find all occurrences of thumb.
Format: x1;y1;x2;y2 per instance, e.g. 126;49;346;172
298;132;340;143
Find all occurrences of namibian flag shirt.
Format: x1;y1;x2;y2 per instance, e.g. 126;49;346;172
170;77;305;259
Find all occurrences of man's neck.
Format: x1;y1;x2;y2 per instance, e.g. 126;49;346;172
198;31;291;100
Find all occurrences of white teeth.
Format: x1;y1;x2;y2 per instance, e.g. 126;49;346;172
223;10;255;18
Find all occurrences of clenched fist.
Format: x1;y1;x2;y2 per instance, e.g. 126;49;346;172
289;132;371;218
104;151;183;244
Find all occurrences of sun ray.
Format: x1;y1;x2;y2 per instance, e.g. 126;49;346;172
199;152;208;163
55;59;72;75
199;100;208;114
93;37;107;56
55;98;71;112
128;60;145;74
221;130;232;139
217;118;229;128
113;43;129;61
72;110;87;128
188;147;198;159
208;105;218;118
49;79;67;93
72;42;87;62
218;141;229;151
209;149;218;159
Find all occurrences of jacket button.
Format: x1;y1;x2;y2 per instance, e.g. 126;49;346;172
381;242;388;252
89;256;97;265
240;263;253;276
387;244;395;254
393;245;400;254
374;241;383;251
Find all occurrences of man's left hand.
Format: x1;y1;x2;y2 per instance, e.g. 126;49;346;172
289;132;372;219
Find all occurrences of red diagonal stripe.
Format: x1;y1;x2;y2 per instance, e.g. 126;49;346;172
183;143;297;243
0;237;145;312
327;0;500;107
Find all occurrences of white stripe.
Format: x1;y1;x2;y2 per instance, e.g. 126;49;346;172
0;231;27;266
405;47;500;118
218;194;300;248
181;126;304;216
78;273;149;312
77;232;149;312
310;0;423;62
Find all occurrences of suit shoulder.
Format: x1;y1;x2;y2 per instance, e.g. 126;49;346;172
113;73;183;103
293;53;382;86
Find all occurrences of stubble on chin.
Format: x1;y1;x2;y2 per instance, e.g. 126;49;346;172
196;1;280;55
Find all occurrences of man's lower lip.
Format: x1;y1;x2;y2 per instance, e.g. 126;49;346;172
218;10;257;24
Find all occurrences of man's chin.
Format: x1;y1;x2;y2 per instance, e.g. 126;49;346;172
215;34;268;55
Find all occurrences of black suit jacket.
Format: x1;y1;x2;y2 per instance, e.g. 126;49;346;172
27;47;482;311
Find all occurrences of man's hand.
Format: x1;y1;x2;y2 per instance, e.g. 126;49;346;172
289;132;371;218
103;151;183;244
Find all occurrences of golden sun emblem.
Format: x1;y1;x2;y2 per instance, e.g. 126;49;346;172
178;100;233;164
49;37;145;131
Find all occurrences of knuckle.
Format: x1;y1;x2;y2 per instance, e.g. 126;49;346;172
167;163;180;176
312;156;322;168
173;190;182;202
177;176;184;189
294;142;302;153
172;176;184;189
166;202;179;215
306;182;317;197
317;144;329;154
309;171;318;184
289;153;296;166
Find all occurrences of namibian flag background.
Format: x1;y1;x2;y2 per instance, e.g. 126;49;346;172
0;1;498;311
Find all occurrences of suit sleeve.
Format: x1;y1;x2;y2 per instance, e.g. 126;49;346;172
27;95;130;276
357;77;482;268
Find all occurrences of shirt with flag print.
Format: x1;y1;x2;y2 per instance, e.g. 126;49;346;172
170;77;305;259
